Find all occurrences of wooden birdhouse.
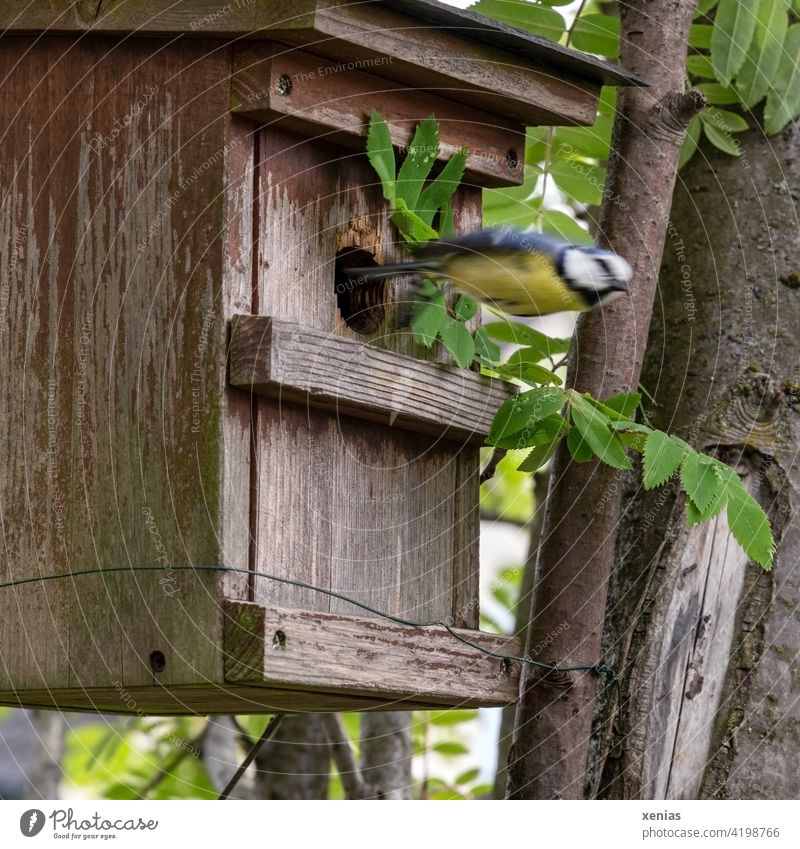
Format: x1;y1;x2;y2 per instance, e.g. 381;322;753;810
0;0;641;714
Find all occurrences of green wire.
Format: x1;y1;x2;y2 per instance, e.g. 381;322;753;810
0;565;614;679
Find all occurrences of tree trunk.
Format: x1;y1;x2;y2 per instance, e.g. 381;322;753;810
254;714;330;799
23;711;65;798
360;712;412;799
493;470;548;799
592;121;800;799
507;0;703;800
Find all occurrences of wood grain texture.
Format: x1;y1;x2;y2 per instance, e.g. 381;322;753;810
224;601;521;708
231;44;526;189
642;511;749;799
0;37;248;697
2;0;640;88
229;315;510;444
288;1;602;126
249;127;484;630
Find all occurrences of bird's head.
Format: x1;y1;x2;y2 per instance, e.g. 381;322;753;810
559;246;632;307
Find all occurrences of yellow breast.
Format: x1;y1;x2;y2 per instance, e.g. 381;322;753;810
442;251;587;315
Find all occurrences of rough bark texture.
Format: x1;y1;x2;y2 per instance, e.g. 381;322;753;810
507;0;703;799
360;712;412;800
253;715;330;799
593;122;800;799
493;471;549;799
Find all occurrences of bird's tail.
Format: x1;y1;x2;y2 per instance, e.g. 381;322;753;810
341;258;437;283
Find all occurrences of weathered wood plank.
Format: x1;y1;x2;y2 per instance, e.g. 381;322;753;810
231;44;526;189
224;601;521;708
229;315;510;444
295;1;602;126
219;114;257;601
0;37;247;697
631;503;750;799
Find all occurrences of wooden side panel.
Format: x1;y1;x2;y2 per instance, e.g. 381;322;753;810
0;38;246;695
250;128;481;624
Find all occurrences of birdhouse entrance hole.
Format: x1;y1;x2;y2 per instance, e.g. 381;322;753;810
334;247;385;334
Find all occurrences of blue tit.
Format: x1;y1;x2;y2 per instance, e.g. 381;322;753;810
344;228;632;316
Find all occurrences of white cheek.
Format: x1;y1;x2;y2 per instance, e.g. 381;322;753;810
562;251;601;291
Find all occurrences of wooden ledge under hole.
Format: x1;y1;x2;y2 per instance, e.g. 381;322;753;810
228;314;511;445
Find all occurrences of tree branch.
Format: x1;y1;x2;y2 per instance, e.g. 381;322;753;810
319;714;371;799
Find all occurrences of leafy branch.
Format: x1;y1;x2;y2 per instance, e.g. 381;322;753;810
366;111;775;569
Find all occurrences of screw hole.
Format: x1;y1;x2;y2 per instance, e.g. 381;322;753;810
149;650;166;674
506;149;519;170
276;74;293;97
272;630;287;650
334;247;386;334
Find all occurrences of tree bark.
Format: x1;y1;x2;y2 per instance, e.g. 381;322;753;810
593;121;800;799
507;0;704;799
493;470;548;798
254;714;330;799
360;712;412;799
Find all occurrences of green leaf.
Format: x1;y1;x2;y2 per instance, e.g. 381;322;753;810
687;53;717;78
696;0;719;17
711;0;760;85
495;360;562;385
525;127;550;166
456;768;481;786
391;197;439;244
690;24;714;49
702;121;743;155
735;0;789;107
517;431;563;471
433;741;470;756
417;148;468;226
540;209;593;246
701;108;750;131
550;158;606;206
497;412;567;454
726;483;775;568
570;397;631;469
483;169;538;227
439;316;475;367
367;110;396;203
410;291;446;346
396;115;439;209
680;451;725;512
567;426;595;462
554;116;613;161
679;115;703;169
642;430;686;489
455;295;479;321
764;24;800;134
484;321;571;357
696;82;741;104
429;709;477;726
488;387;565;447
471;0;565;41
571;13;620;58
598;86;618;116
473;325;501;366
601;392;641;418
418;278;438;297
